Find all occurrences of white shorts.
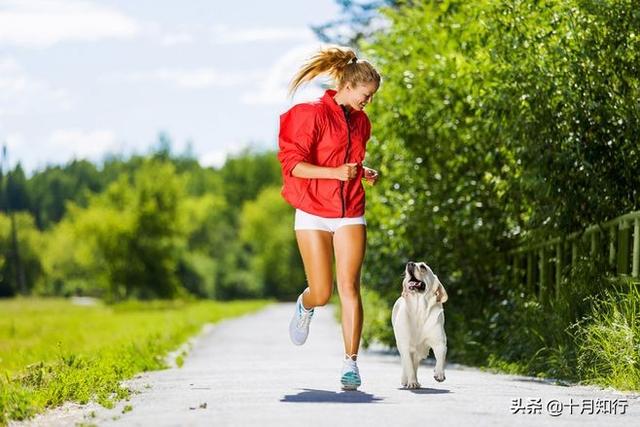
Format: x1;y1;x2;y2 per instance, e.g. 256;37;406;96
294;209;366;233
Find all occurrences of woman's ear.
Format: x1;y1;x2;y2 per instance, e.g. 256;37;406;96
435;276;448;303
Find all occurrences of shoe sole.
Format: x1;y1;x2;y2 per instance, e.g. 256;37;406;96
341;373;361;391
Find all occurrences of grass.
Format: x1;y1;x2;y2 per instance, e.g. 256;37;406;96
476;275;640;391
0;297;271;425
573;281;640;390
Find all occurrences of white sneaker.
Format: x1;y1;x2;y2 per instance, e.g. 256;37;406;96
289;293;314;345
341;357;361;390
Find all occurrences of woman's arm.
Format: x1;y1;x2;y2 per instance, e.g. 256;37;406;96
292;162;358;181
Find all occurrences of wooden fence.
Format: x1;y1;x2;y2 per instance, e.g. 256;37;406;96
509;210;640;300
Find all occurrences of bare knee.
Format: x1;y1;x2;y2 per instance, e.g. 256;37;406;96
315;294;332;306
337;282;361;301
306;286;332;307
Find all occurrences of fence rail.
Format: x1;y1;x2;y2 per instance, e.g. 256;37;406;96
509;210;640;300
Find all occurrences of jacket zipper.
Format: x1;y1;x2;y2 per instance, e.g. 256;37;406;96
340;106;351;218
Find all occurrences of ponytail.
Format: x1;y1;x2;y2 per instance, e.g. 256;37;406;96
288;46;381;97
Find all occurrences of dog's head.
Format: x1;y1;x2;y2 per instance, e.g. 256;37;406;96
403;261;448;303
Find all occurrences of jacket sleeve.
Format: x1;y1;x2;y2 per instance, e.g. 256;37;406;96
278;104;319;177
363;114;372;143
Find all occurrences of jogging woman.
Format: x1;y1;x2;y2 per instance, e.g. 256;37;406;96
277;46;381;390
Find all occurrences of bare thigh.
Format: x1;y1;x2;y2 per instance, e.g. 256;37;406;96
295;230;334;305
333;225;366;294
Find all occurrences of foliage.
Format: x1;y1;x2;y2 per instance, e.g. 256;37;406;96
360;287;396;348
0;298;270;424
219;148;282;217
0;213;44;297
359;0;639;330
364;0;517;314
238;186;305;300
312;0;398;46
573;278;640;390
0;130;292;300
331;0;640;391
36;159;188;301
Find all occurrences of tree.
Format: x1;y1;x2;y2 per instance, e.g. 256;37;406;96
239;186;305;300
39;159;190;300
312;0;399;46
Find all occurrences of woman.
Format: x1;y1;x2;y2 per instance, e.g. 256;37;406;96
277;46;381;390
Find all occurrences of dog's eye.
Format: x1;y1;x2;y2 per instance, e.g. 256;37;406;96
419;264;427;271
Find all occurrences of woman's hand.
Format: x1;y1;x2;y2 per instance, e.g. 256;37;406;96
334;163;359;181
363;166;379;185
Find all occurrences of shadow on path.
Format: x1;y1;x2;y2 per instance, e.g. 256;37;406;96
511;377;571;387
398;387;450;395
280;388;384;403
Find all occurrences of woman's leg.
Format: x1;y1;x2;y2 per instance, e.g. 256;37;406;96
333;225;366;360
295;230;334;309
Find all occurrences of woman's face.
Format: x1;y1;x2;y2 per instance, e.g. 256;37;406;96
344;81;378;112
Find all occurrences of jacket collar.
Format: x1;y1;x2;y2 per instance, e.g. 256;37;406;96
322;89;362;119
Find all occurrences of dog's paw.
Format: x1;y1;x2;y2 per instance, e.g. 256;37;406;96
405;380;421;389
433;371;446;382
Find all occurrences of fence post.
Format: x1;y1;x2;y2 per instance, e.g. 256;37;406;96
618;221;630;275
539;248;546;301
556;242;562;300
527;252;533;291
609;226;617;270
633;217;639;278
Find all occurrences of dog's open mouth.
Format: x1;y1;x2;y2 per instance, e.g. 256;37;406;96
407;270;426;291
408;280;425;292
406;263;426;292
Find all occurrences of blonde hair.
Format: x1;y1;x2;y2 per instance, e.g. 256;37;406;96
288;46;381;97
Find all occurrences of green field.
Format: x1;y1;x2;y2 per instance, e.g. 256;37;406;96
0;297;271;424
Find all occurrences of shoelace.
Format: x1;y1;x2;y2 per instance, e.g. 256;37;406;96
296;307;313;329
343;358;359;374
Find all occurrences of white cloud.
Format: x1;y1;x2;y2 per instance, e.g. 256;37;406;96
161;24;315;48
241;43;331;106
0;129;121;173
113;67;261;89
211;25;315;44
0;56;74;117
199;142;252;168
0;132;28;170
0;0;140;47
160;32;194;47
152;68;256;89
0;57;27;92
4;132;26;151
49;128;119;159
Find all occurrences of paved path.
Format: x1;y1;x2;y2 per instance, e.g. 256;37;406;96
17;303;640;426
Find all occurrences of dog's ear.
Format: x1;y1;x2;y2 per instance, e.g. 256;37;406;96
435;275;448;303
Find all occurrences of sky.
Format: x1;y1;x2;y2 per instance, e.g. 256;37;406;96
0;0;347;175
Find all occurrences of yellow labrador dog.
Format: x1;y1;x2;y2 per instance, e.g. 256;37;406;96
391;261;448;388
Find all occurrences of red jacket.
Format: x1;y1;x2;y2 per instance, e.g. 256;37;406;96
278;89;371;218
